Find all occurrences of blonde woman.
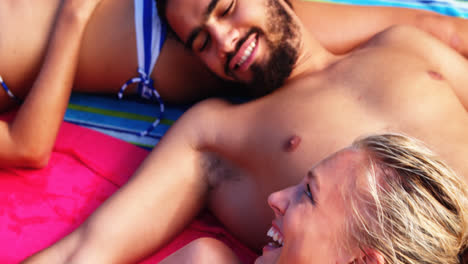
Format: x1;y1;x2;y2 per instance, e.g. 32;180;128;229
161;134;468;264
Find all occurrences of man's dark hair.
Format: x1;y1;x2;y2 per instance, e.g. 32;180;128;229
156;0;169;30
156;0;293;32
156;0;176;40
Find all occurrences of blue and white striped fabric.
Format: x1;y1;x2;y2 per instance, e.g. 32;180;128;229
0;75;21;103
118;0;167;136
65;93;186;150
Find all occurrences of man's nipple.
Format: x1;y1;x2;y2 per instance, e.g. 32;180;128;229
284;135;302;152
428;70;444;81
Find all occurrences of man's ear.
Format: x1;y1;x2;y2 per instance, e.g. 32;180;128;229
349;248;385;264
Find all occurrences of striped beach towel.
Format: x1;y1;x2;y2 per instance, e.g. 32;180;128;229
65;93;186;150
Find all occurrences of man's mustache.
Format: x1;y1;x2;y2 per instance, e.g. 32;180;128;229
224;28;262;77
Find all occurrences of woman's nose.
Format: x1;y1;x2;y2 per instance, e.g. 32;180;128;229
268;186;293;217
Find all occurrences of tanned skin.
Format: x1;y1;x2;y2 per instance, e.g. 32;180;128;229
23;0;468;263
1;0;467;168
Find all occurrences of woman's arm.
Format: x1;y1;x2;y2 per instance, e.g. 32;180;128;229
0;0;102;168
21;99;228;263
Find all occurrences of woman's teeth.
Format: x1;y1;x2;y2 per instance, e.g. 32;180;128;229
267;226;284;246
236;39;257;68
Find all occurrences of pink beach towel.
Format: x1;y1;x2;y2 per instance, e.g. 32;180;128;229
0;113;257;263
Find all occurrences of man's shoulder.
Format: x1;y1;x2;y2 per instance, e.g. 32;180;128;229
172;98;237;147
184;98;236;123
369;25;442;52
381;25;428;40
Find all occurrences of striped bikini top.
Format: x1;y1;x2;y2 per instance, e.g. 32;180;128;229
119;0;167;136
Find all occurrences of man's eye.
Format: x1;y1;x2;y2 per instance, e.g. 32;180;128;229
194;34;210;52
199;36;209;52
221;0;235;17
304;184;316;205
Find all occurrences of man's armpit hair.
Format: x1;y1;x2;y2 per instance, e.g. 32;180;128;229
200;152;241;190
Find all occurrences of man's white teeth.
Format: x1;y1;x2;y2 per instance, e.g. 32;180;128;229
267;226;284;246
237;39;257;67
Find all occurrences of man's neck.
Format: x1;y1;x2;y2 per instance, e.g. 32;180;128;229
287;20;336;83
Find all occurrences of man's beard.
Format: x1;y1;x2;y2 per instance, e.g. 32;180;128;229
247;0;300;97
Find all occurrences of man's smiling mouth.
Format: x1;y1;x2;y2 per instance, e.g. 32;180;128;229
234;36;258;70
226;30;260;75
229;33;258;71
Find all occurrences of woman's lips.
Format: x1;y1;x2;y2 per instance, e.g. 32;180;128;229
262;242;282;254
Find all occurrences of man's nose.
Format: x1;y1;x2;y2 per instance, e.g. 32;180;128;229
212;23;239;57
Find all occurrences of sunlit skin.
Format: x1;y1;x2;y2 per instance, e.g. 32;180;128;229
160;148;376;264
166;0;265;82
166;0;300;90
284;135;301;152
165;0;468;94
20;1;468;263
0;0;221;168
2;0;468;168
257;149;365;264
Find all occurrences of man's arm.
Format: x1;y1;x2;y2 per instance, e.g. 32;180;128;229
293;0;468;56
159;238;242;264
22;99;229;263
0;0;102;168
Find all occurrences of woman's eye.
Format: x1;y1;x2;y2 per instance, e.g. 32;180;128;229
221;0;235;17
304;184;316;205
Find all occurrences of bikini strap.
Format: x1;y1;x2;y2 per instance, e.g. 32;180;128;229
119;0;167;137
0;75;21;103
119;68;165;136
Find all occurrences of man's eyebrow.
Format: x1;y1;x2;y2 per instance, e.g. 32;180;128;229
205;0;221;18
185;0;220;50
307;170;320;192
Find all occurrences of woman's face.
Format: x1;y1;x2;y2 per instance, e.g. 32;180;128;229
256;149;367;264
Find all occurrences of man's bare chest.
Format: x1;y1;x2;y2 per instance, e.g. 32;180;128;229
229;49;461;176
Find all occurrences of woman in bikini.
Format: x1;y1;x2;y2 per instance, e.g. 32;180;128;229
1;0;467;168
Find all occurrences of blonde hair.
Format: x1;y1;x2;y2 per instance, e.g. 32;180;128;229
345;134;468;264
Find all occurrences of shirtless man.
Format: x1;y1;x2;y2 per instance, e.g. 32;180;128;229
1;0;466;105
21;0;468;262
1;0;468;168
